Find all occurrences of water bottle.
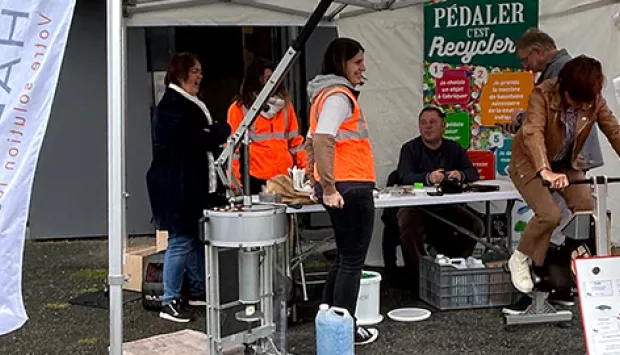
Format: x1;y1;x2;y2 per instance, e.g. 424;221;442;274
315;304;354;355
466;257;488;306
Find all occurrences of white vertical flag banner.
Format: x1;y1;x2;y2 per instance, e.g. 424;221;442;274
0;0;76;335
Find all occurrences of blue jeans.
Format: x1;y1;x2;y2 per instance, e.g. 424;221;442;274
162;233;205;305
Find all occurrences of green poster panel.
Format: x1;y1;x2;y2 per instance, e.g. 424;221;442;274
444;112;470;148
424;0;539;67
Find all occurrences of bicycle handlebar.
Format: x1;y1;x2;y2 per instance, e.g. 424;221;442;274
542;176;620;187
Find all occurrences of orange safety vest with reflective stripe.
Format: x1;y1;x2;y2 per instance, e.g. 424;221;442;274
227;102;307;183
308;86;375;183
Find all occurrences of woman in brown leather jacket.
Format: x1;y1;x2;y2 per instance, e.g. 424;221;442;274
507;55;620;293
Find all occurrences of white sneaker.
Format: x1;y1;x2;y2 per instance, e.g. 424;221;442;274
508;250;534;293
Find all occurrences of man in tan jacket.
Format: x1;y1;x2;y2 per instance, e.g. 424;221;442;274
508;55;620;293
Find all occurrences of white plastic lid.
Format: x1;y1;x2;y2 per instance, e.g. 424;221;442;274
319;303;329;310
387;308;431;322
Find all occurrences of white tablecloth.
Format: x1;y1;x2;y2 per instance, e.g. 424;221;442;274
286;180;521;214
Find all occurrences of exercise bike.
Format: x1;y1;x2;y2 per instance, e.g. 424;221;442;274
504;176;618;327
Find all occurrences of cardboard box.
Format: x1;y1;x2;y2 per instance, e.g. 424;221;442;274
156;230;168;252
123;329;245;355
124;245;158;292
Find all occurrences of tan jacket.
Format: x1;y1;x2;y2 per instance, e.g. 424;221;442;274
509;78;620;183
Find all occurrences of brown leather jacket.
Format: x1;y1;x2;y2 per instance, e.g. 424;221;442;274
509;78;620;183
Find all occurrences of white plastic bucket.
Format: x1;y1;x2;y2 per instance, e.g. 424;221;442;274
355;270;383;325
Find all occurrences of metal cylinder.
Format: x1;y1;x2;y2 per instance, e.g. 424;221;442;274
238;248;261;305
203;205;288;248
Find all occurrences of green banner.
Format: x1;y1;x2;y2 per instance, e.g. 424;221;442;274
424;0;539;67
444;112;470;148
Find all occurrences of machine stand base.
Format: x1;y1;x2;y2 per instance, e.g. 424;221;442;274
503;292;573;326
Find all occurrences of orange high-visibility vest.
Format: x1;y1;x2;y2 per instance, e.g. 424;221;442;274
308;86;375;183
227;102;307;183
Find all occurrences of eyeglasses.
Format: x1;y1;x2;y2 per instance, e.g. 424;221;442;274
190;68;202;75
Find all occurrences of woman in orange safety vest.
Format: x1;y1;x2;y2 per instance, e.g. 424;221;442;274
227;57;307;194
305;38;378;345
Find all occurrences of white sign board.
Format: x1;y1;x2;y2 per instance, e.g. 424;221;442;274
575;256;620;355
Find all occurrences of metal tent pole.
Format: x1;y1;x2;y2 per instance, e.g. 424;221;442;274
594;177;611;256
107;0;127;354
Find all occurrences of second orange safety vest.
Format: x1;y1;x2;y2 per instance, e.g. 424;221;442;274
228;102;307;183
308;86;376;183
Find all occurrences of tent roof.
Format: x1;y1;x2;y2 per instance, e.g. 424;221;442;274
123;0;620;28
123;0;422;27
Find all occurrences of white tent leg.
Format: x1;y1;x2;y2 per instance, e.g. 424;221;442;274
338;8;374;18
107;0;127;354
326;3;347;20
229;0;315;17
335;0;382;9
390;0;425;10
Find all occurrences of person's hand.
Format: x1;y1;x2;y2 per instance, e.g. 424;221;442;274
447;170;462;181
505;109;525;134
428;169;445;185
309;185;319;202
540;169;570;190
576;154;587;169
511;109;524;122
323;191;344;209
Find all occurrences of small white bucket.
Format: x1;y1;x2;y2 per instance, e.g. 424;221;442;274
355;270;383;325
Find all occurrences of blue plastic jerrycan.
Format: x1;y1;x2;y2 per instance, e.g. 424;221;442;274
315;304;354;355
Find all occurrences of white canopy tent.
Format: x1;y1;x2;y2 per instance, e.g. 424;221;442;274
106;0;620;353
124;0;421;26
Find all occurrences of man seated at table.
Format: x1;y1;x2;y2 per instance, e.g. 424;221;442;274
396;105;485;293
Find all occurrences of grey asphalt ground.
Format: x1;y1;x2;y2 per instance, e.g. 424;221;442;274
0;237;587;355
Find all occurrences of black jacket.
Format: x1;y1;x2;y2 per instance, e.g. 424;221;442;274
397;137;479;186
146;88;231;237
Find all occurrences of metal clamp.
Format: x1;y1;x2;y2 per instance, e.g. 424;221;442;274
108;275;125;286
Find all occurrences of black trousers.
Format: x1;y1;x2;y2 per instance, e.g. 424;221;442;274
322;188;375;323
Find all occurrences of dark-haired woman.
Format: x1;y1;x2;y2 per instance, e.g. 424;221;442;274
146;52;231;323
508;55;620;294
305;37;378;345
227;57;306;193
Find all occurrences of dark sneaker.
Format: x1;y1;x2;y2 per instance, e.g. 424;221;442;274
188;294;207;307
159;300;191;323
502;295;531;315
354;326;378;345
